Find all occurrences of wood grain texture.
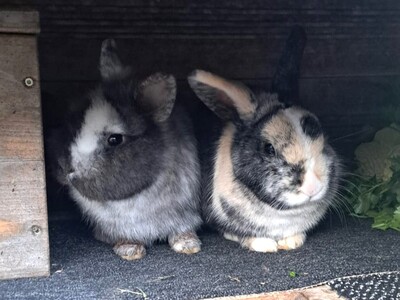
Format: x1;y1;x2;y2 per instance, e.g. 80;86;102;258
0;11;39;34
34;0;400;39
204;284;344;299
0;161;49;280
0;18;49;279
0;35;43;162
0;220;22;241
38;37;400;82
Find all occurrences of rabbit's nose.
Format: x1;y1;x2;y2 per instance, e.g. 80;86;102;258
299;171;322;197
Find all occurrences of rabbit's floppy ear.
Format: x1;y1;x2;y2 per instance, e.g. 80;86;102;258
188;70;256;122
271;25;307;104
99;39;131;81
135;73;176;123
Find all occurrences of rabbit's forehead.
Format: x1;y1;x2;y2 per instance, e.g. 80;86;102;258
261;108;324;165
84;98;123;132
71;98;123;157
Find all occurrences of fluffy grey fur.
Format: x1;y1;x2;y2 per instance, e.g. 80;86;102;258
49;39;202;248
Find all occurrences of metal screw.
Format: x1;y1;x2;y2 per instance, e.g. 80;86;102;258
31;225;42;235
24;77;34;88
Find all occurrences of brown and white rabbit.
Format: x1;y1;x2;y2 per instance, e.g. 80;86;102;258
188;27;340;252
48;39;202;260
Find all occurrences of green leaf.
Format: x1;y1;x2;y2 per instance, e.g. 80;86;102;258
372;222;390;230
289;271;297;278
389;207;400;231
348;123;400;232
371;208;395;231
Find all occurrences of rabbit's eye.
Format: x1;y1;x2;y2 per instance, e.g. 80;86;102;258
264;143;275;156
108;134;123;146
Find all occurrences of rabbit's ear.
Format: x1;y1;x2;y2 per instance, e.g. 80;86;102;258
99;39;131;81
135;73;176;123
188;70;256;122
271;26;307;104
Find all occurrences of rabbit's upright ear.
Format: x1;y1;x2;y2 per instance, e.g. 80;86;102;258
188;70;256;122
135;73;177;123
99;39;131;81
271;25;307;104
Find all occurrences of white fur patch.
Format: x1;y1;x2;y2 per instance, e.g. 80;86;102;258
284;192;310;206
223;232;241;242
248;237;278;252
70;93;124;173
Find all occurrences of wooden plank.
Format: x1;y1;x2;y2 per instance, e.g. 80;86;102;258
203;284;344;299
0;161;49;280
0;108;44;162
0;35;40;95
33;1;400;39
32;0;400;12
0;18;49;279
0;220;22;240
0;35;43;161
0;11;39;34
37;37;400;83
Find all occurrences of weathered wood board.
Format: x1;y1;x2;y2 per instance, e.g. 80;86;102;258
29;0;400;215
204;284;344;300
34;1;400;134
0;11;50;280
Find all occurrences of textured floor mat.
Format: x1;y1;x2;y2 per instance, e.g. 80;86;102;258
0;216;399;299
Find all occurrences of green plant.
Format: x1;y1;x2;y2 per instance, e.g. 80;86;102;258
348;124;400;231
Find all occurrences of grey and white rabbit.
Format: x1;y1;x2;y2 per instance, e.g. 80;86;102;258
188;27;340;252
49;39;202;260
